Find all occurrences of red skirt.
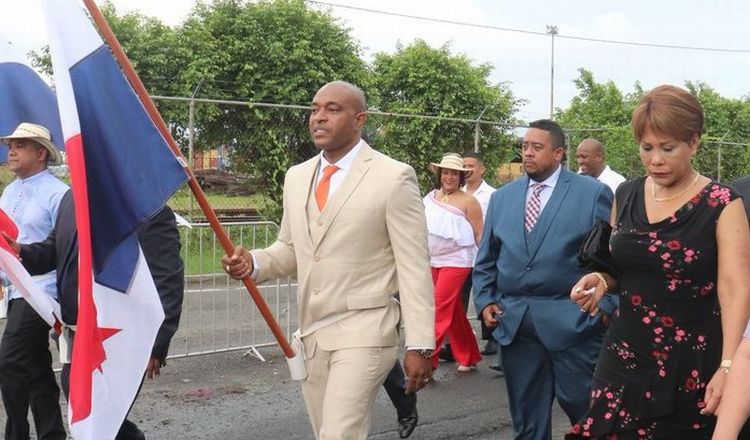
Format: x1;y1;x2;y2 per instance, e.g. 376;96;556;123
431;267;482;369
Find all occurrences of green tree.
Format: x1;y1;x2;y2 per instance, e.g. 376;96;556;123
370;40;520;190
178;0;371;219
555;68;643;178
557;70;750;183
31;2;191;144
685;81;750;182
32;0;371;221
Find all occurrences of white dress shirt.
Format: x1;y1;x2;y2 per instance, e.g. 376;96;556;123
315;139;364;198
463;180;495;220
597;165;626;194
250;139;365;278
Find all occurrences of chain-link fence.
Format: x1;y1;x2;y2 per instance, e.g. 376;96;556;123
564;126;750;184
170;220;294;361
153;95;750;221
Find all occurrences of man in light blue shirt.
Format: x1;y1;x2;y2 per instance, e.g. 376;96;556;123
0;123;68;440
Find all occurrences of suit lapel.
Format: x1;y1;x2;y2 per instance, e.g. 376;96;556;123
527;167;571;262
298;158;319;247
312;144;373;249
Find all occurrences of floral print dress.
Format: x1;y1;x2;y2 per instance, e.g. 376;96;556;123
567;178;738;440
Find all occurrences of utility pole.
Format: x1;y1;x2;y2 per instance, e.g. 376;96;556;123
188;78;204;218
546;25;558;119
474;106;490;153
717;130;731;182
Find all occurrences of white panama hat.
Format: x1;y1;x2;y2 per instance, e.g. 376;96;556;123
0;122;63;165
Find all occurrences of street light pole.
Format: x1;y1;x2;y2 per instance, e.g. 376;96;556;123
546;25;558;119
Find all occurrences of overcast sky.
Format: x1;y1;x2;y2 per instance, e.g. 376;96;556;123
5;0;750;122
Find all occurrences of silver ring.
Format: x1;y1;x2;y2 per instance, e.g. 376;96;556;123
225;265;230;272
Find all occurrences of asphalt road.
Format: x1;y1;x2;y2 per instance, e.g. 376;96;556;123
125;346;573;440
0;277;573;439
0;332;572;439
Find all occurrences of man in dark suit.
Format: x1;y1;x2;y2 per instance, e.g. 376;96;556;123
473;119;615;440
10;190;184;440
382;362;418;438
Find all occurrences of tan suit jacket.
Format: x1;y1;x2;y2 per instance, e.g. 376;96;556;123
254;142;435;355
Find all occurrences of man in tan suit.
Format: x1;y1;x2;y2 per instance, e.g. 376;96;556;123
223;81;435;439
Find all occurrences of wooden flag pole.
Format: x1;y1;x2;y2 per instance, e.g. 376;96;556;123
81;0;294;358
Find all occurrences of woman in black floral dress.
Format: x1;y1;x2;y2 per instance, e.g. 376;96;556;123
567;85;750;439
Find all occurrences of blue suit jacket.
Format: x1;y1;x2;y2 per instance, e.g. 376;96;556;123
473;167;615;352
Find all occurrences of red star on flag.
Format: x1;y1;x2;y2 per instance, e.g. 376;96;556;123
70;325;121;423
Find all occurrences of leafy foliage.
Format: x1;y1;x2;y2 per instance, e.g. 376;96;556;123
556;69;750;183
176;0;371;220
685;81;750;182
555;69;642;178
31;2;191;146
30;1;750;225
370;40;521;190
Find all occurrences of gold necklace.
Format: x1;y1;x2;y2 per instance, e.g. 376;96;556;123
651;172;700;202
440;189;457;203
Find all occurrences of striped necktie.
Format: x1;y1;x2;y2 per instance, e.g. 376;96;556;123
524;183;545;232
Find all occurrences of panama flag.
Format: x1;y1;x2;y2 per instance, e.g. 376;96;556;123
0;36;65;162
41;0;187;438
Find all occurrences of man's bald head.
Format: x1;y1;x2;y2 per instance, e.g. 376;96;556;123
309;81;369;163
579;138;604;155
576;138;606;177
317;81;367;113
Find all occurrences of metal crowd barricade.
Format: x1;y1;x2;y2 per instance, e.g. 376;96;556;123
168;220;296;362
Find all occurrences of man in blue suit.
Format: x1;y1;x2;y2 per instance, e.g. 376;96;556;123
473;119;615;440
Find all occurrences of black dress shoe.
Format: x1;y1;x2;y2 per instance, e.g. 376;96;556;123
397;413;418;438
481;340;498;355
438;344;455;362
489;363;504;375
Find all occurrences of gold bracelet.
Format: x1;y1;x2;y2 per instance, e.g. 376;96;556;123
593;272;609;292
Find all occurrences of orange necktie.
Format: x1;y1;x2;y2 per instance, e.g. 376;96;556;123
316;165;339;210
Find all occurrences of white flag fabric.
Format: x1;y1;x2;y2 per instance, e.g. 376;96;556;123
40;0;186;438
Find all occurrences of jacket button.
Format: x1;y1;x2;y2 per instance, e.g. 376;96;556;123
317;220;324;226
525;267;531;271
313;288;320;295
314;256;321;262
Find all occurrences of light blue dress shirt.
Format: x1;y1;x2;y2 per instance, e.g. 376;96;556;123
0;169;68;301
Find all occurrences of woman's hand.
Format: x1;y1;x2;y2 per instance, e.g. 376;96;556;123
570;272;607;316
702;368;728;416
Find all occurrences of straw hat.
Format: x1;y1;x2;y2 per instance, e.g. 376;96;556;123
0;123;63;165
430;152;470;173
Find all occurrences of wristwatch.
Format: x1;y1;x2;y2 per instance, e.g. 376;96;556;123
719;359;732;374
411;348;434;360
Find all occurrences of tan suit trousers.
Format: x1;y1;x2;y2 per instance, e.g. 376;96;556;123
301;337;398;440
